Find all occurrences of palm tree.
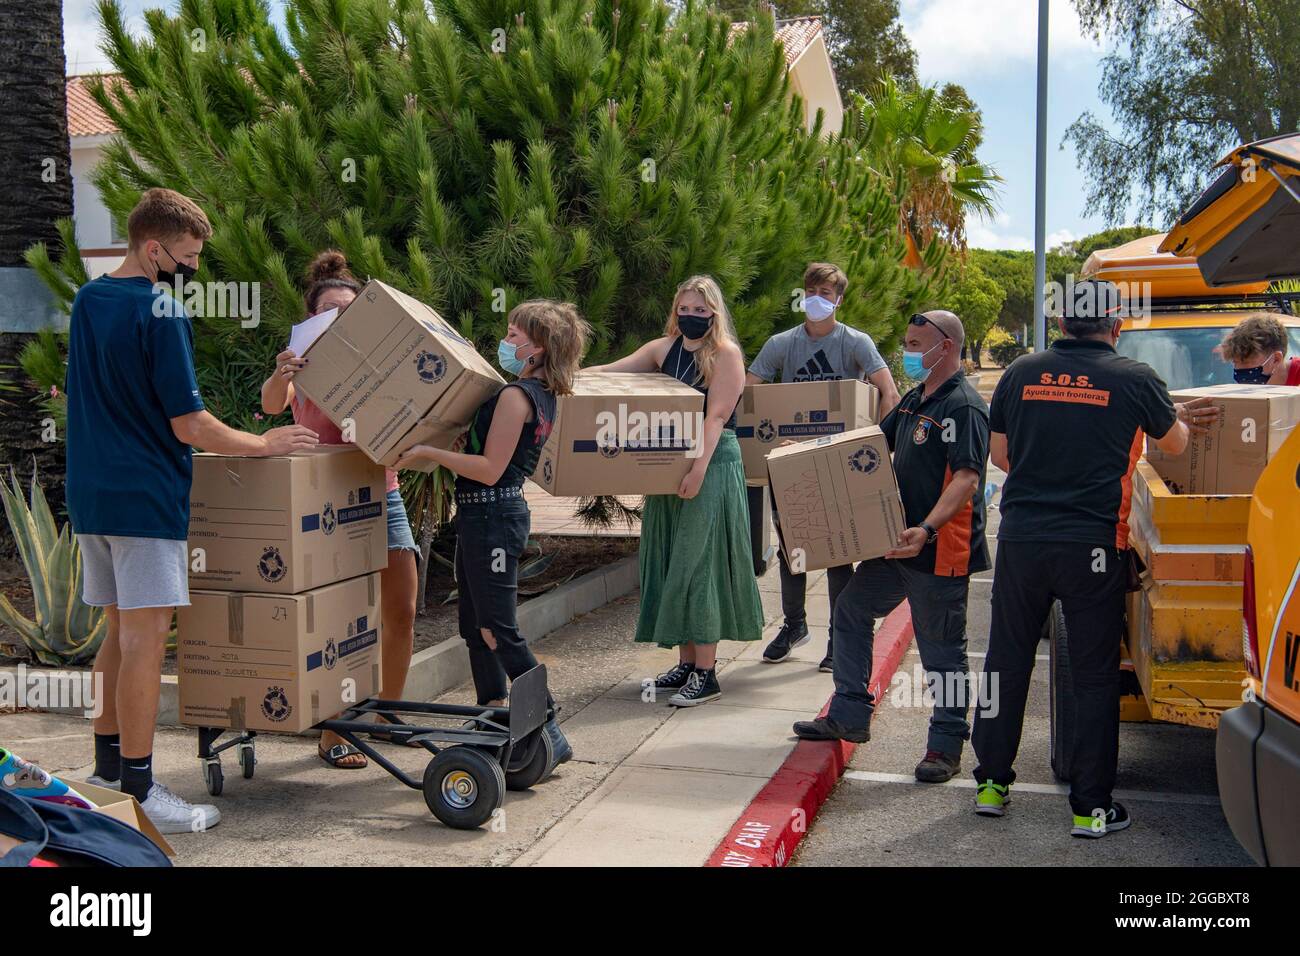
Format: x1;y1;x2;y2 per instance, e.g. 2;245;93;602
0;0;73;548
848;76;1001;255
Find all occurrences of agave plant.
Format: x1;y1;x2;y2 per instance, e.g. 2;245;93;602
0;467;106;666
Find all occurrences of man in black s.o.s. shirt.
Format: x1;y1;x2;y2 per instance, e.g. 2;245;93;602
972;280;1217;838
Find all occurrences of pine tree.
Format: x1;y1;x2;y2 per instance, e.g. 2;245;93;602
28;0;944;430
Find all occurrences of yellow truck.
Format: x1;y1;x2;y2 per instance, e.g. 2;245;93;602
1158;132;1300;865
1047;136;1300;781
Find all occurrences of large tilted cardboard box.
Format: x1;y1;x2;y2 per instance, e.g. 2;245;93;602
292;279;505;469
188;446;388;595
1146;384;1300;495
734;380;880;482
766;425;906;572
177;572;382;734
531;371;706;496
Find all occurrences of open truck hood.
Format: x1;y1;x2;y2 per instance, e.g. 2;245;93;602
1159;134;1300;286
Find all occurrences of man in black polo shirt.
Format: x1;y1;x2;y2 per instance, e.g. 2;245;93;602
794;310;989;784
972;279;1217;837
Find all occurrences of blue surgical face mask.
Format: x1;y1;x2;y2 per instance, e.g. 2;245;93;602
802;295;838;322
498;339;531;375
902;341;944;382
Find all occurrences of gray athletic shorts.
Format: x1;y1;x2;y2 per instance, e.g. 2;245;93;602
77;534;190;610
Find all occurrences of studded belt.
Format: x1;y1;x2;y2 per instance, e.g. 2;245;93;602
455;485;525;506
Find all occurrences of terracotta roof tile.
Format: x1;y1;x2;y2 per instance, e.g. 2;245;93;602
67;75;125;137
729;16;823;67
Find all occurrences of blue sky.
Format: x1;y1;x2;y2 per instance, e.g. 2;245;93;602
62;0;1126;251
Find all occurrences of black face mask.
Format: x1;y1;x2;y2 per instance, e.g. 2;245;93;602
677;313;713;340
156;244;198;287
1233;364;1272;385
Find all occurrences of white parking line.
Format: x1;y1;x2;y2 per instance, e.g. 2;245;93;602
963;651;1050;662
842;770;1222;806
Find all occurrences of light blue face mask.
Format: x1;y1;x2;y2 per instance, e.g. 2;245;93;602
902;341;944;382
497;339;530;375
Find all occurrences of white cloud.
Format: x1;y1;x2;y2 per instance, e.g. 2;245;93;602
899;0;1099;82
967;219;1032;251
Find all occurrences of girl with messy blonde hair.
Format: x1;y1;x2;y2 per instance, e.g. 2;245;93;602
587;275;763;706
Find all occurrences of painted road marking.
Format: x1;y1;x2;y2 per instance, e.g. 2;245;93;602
842;770;1222;806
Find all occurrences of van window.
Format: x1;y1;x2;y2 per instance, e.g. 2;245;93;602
1116;325;1300;389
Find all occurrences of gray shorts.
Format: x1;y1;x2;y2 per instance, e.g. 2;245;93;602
77;535;190;610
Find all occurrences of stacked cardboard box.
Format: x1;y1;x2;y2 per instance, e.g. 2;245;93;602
766;425;906;572
179;447;388;733
734;380;880;482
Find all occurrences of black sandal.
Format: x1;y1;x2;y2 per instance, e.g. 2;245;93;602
318;742;368;769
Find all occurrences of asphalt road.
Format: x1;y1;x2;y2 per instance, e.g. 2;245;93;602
793;468;1255;867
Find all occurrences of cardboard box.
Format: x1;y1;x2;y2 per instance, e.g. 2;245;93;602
1146;384;1300;495
75;781;175;855
188;446;388;594
766;425;906;572
734;380;880;482
177;572;382;734
292;279;505;468
531;371;706;496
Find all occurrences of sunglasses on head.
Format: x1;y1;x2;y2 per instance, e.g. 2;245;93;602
909;313;951;341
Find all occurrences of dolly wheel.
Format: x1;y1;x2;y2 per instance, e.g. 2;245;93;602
204;760;224;797
505;729;555;792
239;742;256;779
423;746;505;829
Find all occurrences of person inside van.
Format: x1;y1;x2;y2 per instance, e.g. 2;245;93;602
1220;314;1300;386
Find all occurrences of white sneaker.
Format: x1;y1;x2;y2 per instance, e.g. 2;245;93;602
140;781;221;834
84;774;121;790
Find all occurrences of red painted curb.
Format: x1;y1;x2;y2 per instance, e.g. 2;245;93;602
705;601;916;868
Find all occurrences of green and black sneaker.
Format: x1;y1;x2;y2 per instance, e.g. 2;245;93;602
1071;801;1132;838
974;779;1011;817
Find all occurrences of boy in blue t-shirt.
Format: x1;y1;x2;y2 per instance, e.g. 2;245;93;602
67;188;318;834
746;262;902;671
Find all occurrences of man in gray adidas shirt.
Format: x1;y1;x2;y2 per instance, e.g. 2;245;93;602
747;262;901;671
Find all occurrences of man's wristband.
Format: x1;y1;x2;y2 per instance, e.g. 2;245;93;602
919;521;939;543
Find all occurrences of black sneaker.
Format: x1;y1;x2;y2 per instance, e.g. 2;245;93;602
762;621;810;663
792;716;869;743
1071;801;1132;838
669;668;721;707
652;661;695;692
817;654;833;673
914;749;960;783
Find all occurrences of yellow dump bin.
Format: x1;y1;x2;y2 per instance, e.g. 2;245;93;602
1124;461;1248;728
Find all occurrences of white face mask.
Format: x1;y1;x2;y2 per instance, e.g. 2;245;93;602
802;295;838;322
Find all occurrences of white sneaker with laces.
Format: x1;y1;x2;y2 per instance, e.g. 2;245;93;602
84;774;121;790
140;781;221;834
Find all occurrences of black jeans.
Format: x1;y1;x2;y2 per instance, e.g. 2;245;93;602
972;540;1125;815
828;557;973;755
771;487;853;647
455;500;547;707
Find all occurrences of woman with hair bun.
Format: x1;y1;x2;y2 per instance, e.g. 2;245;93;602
260;251;420;769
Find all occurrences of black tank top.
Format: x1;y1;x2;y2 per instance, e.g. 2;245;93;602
456;377;558;492
660;336;737;430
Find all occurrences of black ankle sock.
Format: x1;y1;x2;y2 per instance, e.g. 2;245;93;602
120;754;153;803
93;733;121;781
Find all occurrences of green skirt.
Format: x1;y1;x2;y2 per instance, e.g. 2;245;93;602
635;431;765;648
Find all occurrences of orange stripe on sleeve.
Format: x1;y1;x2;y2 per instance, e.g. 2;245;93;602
935;465;973;577
1115;428;1144;550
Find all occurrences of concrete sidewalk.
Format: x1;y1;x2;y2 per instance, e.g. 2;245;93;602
514;570;846;866
2;561;871;866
